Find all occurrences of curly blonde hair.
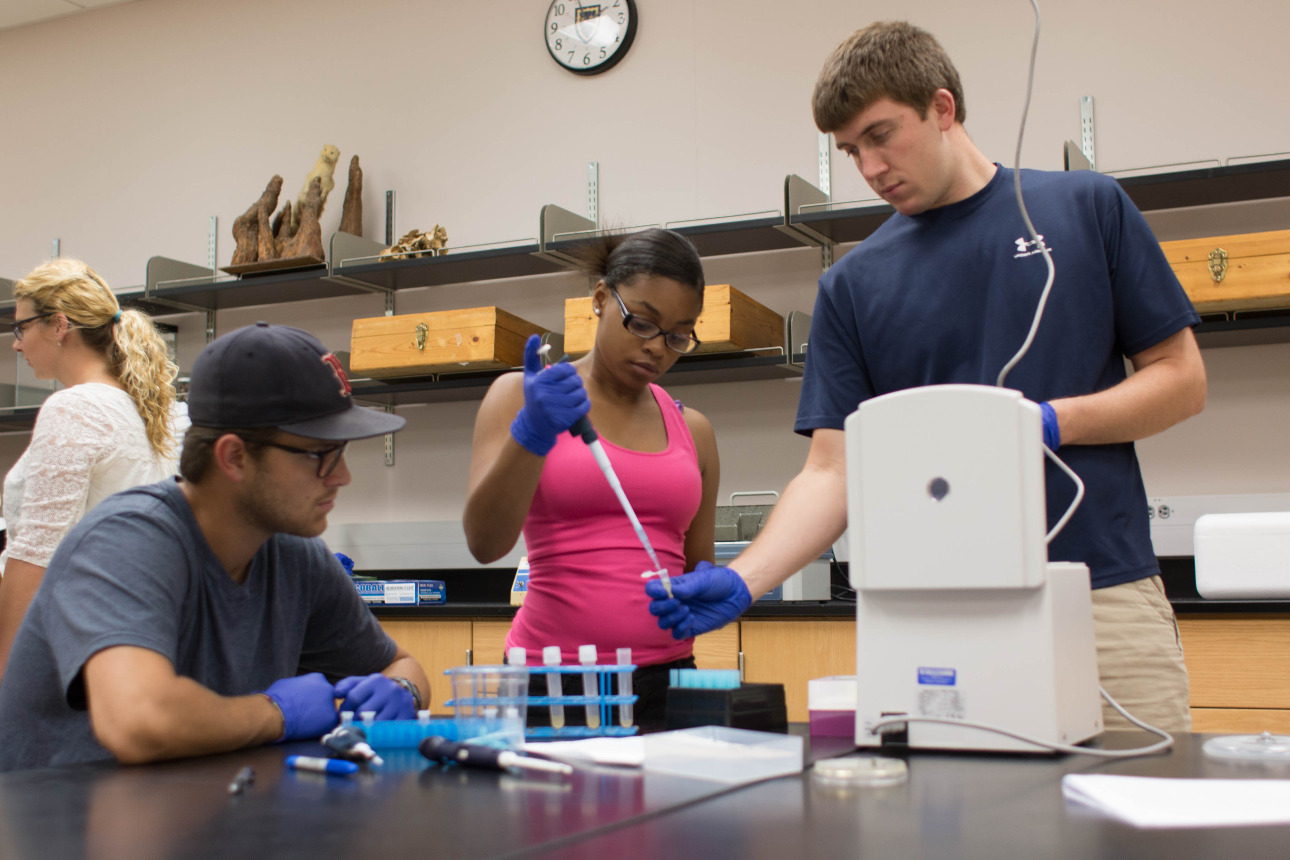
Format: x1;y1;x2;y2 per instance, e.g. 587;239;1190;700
14;259;179;457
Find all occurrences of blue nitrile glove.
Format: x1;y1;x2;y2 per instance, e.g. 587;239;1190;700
510;334;590;456
335;552;355;576
646;561;753;640
1039;401;1061;450
334;673;416;721
260;673;339;741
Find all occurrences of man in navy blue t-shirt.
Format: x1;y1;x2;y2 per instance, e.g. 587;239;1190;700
647;22;1206;732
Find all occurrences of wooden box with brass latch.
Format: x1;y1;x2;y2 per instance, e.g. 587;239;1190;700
349;307;549;379
563;284;784;357
1160;229;1290;314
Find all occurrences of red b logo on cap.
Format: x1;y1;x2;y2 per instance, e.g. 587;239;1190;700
320;353;352;397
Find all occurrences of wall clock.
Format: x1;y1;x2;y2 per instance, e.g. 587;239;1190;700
544;1;638;76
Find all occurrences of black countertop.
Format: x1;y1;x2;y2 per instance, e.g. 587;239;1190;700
4;732;1288;859
368;558;1290;619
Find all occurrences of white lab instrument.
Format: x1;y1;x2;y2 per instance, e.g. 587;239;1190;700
846;384;1102;754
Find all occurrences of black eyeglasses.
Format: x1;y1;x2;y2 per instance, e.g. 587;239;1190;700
12;312;55;342
259;440;349;478
609;287;702;354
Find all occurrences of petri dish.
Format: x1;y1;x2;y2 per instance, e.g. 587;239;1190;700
1203;732;1290;762
812;755;908;787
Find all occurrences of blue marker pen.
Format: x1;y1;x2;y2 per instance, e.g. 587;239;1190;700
285;755;359;776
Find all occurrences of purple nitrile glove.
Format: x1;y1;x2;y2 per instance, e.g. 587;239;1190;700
646;561;753;640
1039;401;1061;450
260;673;339;741
510;334;591;456
334;673;416;721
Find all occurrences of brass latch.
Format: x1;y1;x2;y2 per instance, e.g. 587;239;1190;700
414;322;429;351
1207;248;1228;283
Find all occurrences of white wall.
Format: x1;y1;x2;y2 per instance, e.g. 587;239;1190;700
0;0;1287;525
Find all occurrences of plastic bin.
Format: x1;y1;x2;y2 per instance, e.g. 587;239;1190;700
444;665;529;748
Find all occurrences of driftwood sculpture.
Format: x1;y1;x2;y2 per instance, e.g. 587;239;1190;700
339;155;363;236
280;177;325;260
229;145;348;268
292;145;340;232
380;225;449;260
231;175;283;266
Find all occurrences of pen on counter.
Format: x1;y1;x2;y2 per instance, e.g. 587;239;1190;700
228;765;255;795
285;755;360;776
418;736;573;776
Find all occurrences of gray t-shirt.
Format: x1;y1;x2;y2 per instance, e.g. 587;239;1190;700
0;478;397;772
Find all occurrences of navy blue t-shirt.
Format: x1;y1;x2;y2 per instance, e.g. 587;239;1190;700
797;166;1199;589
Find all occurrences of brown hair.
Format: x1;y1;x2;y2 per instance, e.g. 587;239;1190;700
14;259;179;457
812;21;966;133
178;425;279;483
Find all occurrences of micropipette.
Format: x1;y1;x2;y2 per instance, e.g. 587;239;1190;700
419;736;573;776
578;645;601;729
617;647;634;728
538;344;673;598
543;645;565;730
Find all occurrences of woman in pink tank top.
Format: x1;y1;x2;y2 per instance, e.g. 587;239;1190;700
464;229;720;731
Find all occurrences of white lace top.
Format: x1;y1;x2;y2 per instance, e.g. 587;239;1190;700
1;384;188;569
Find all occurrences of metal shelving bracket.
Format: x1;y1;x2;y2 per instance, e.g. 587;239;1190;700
535;203;598;267
786;310;812;367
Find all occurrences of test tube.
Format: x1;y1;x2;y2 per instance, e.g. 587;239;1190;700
617;647;634;728
579;645;600;729
543;646;565;730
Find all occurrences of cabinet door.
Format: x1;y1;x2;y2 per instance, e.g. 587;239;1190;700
472;619;514;666
740;619;855;723
1179;614;1290;732
379;619;472;716
693;626;740;670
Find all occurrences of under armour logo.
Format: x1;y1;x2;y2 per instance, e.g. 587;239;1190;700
1013;235;1047;258
320;353;352;397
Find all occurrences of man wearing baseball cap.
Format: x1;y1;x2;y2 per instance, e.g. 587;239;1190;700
0;323;428;771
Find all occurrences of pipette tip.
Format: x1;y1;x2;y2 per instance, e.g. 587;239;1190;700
641;569;673;599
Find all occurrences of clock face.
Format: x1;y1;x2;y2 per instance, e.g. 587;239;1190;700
545;0;638;76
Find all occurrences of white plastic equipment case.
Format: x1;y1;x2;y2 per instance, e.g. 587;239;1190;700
1195;511;1290;599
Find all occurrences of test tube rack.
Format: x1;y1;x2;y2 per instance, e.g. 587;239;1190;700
520;663;640;739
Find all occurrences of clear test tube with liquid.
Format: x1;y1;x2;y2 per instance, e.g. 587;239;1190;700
579;645;600;729
543;645;565;730
617;648;634;728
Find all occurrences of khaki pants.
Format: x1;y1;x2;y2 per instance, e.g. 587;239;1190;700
1091;575;1192;732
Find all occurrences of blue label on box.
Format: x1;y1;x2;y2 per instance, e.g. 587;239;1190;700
353;580;445;605
917;667;957;686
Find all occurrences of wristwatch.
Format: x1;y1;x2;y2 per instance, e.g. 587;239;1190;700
392;676;425;711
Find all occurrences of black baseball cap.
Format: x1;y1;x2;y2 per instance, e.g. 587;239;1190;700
187;322;405;441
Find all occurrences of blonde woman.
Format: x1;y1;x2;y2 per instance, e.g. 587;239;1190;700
0;259;187;682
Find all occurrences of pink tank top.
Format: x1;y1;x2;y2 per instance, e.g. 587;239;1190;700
506;384;700;667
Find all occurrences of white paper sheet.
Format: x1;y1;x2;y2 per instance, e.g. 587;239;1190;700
1062;774;1290;828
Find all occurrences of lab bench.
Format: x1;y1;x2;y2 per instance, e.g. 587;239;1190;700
370;563;1290;732
1;731;1286;859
